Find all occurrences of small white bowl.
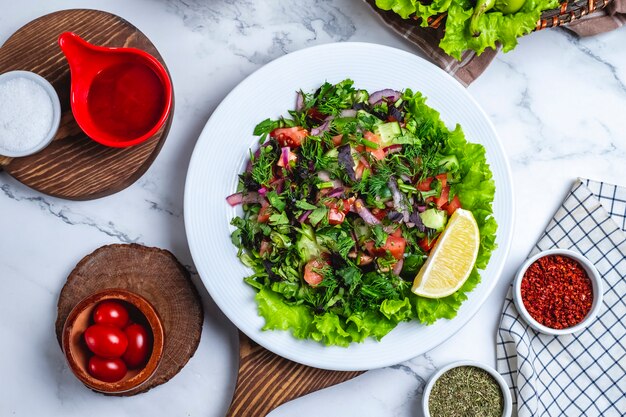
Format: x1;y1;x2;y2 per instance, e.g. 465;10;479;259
422;360;512;417
0;70;61;157
513;248;603;336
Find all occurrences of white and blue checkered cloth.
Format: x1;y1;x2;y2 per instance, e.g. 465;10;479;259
497;178;626;417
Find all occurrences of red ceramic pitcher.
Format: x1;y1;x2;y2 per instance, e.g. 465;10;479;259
58;32;173;148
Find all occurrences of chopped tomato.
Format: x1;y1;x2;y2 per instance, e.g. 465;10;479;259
383;236;406;260
436;173;448;189
257;203;271;223
417;177;433;192
391;228;402;238
444;195;462;215
419;236;437;252
371;208;387;221
303;259;326;286
324;198;353;224
277;150;297;168
270;127;309;147
435;186;450;208
259;240;271;257
364;235;406;260
363;131;386;161
307;107;326;122
417;173;448;191
328;208;345;225
331;134;343;146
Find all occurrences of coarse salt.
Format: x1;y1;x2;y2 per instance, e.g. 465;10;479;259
0;76;54;153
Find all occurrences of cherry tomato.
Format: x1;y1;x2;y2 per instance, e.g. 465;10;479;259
93;301;129;328
84;324;128;358
122;324;152;369
88;356;127;382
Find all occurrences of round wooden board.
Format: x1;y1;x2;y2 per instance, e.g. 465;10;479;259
55;244;203;396
0;9;174;200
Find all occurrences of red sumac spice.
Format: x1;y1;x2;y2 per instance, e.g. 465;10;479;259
521;255;593;329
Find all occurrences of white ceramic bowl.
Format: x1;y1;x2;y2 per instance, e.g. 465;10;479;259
513;248;603;336
422;360;512;417
0;70;61;157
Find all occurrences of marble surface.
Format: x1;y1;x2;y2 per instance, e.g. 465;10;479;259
0;1;624;416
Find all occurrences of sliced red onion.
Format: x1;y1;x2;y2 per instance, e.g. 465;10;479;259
281;146;290;167
226;191;262;206
296;91;304;111
388;178;410;222
354;199;381;225
258;187;267;196
392;259;404;276
340;109;357;118
369;89;401;106
416;205;427;213
298;210;312;223
384;144;403;155
327;187;344;198
310;115;334;136
399;173;411;182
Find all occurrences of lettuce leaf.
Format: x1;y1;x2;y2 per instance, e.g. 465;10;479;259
375;0;560;60
256;287;402;346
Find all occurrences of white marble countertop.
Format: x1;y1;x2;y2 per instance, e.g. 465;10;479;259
1;1;624;416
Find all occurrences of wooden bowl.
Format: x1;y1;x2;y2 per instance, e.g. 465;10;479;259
62;288;164;393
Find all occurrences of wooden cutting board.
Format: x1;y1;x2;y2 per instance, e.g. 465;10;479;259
0;9;173;200
227;333;364;416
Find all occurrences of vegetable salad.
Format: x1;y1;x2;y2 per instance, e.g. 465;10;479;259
228;80;497;346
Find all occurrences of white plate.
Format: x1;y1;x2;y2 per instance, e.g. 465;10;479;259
184;43;514;371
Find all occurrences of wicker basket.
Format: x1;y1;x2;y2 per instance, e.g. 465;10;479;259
422;0;614;30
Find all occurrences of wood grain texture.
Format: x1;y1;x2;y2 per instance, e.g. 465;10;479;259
0;9;173;200
55;244;203;396
227;333;364;417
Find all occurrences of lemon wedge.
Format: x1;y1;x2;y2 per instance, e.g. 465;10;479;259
412;208;479;298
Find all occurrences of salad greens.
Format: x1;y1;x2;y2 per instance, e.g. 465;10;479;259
227;79;497;346
375;0;559;60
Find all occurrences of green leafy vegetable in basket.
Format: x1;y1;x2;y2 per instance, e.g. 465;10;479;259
375;0;560;59
227;79;497;346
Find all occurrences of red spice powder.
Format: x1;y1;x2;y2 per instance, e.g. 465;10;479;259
521;255;593;329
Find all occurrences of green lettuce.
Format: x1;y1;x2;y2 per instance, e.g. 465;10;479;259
404;95;497;324
375;0;559;60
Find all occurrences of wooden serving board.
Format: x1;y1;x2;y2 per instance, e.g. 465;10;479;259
55;244;203;396
227;333;364;416
0;9;173;200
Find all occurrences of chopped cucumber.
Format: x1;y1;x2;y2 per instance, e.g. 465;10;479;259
420;208;448;231
376;122;402;146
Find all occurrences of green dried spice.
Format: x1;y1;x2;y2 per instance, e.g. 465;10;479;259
428;366;504;417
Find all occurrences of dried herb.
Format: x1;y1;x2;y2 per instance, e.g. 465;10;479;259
428;366;503;417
